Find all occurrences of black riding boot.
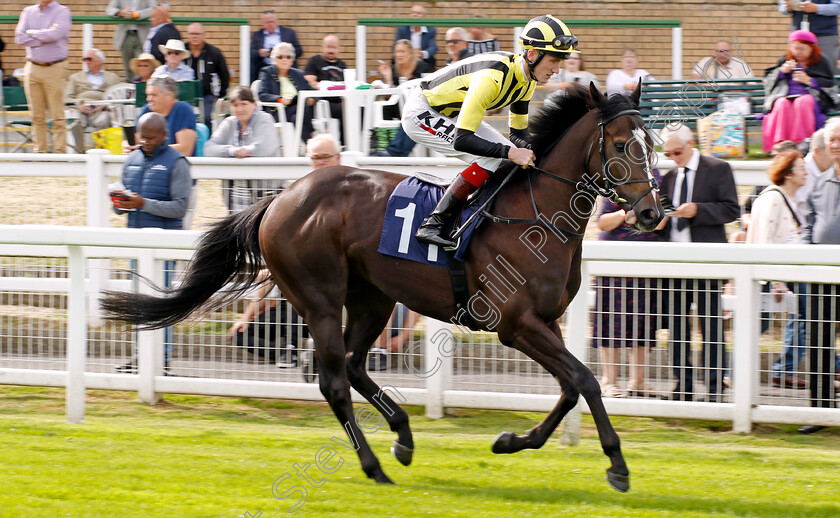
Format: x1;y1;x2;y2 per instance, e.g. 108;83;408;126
415;173;481;248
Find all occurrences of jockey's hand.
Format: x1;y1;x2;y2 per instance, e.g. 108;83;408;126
509;146;536;168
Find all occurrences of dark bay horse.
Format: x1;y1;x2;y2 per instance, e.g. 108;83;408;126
101;82;662;492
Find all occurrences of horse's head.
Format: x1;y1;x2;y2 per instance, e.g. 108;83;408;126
585;81;663;231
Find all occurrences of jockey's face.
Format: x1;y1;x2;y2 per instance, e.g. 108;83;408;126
530;52;564;83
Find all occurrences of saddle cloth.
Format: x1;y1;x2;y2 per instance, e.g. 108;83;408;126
377;176;480;267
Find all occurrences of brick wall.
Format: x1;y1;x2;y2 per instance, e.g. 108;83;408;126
0;1;793;84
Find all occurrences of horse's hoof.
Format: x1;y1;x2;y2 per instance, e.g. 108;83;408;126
372;471;394;484
606;469;630;493
391;441;413;466
491;431;517;454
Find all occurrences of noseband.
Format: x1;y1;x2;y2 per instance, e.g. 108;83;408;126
585;108;659;211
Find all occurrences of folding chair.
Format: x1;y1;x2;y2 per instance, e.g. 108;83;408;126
1;86;31;152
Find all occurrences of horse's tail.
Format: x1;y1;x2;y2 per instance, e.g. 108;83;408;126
100;196;275;330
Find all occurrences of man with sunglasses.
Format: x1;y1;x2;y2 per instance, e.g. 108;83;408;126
66;48;121;147
403;15;578;249
691;40;753;80
444;27;473;65
657;125;739;403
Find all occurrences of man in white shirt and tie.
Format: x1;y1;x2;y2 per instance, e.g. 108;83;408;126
657;125;740;402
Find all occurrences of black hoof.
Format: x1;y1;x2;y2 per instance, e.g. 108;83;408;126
606;469;630;493
391;441;413;466
371;470;394;484
491;431;517;454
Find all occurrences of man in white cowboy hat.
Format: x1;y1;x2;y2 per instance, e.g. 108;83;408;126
152;39;194;81
128;52;159;82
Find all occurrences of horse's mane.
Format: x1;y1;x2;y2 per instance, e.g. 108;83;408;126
529;83;637;160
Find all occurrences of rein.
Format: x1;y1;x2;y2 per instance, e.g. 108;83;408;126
471;108;658;241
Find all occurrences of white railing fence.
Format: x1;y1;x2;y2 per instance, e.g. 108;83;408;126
1;226;838;434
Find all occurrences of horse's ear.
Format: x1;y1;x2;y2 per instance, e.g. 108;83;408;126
630;79;642;108
589;81;604;106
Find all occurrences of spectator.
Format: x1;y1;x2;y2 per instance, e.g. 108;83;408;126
372;39;430;158
745;151;811;390
227;269;308;368
135;75;197;156
369;303;419;371
379;39;429;87
204;85;280;213
467;17;500;55
307;132;342;168
129;52;159;83
405;15;575;248
444;27;473;65
779;0;840;74
797;116;840;433
250;9;302;82
303;34;346;88
395;4;437;71
657;125;740;402
259;42;315;141
691;39;754;80
797;128;832;219
304;35;346;141
184;23;229;128
605;48;654;96
15;0;72;154
762;30;835;153
730;140;796;244
65;48;121;148
105;0;157;81
112;111;191;374
591;172;662;399
545;53;601;92
143;5;179;64
0;34;16;86
151;39;195;82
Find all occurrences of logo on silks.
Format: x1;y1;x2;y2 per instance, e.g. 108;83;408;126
378;177;480;267
413;110;455;143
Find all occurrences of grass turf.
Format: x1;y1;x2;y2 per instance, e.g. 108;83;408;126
1;386;838;518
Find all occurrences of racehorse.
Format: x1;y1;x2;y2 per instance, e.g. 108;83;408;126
101;82;662;492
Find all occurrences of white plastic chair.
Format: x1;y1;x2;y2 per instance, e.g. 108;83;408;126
250;79;296;156
102;83;137;126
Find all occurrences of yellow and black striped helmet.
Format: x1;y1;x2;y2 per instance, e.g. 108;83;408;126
520;15;580;56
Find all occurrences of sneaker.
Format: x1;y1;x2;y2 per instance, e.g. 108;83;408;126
368;347;389;371
276;344;298;368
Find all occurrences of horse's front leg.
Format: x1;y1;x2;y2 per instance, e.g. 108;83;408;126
492;313;629;492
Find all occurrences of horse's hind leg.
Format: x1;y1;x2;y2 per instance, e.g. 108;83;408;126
493;315;629;492
343;283;414;466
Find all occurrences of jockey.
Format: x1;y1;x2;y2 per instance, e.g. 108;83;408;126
403;15;580;248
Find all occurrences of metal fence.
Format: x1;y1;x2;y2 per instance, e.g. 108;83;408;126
1;225;838;434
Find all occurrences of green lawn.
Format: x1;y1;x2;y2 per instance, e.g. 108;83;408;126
1;386;838;518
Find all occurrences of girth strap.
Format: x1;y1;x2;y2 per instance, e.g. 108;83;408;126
445;251;481;331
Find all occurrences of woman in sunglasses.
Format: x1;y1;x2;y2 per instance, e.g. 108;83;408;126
257;42;314;141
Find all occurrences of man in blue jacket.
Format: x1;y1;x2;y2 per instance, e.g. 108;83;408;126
113;111;191;374
250;9;302;82
395;4;437;70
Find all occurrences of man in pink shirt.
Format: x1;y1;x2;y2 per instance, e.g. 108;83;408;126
15;0;72;153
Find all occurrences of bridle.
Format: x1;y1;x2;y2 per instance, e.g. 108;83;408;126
536;108;659;212
455;108;659;243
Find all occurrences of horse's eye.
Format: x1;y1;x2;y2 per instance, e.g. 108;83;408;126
615;142;626;153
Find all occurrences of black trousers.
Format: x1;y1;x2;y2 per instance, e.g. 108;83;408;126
805;283;839;408
661;278;726;396
233;303;308;361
